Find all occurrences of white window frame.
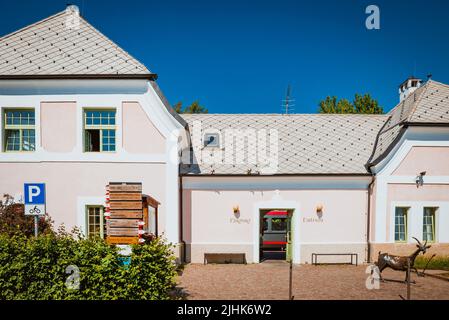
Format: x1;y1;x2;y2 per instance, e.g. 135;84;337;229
389;201;448;243
86;205;106;239
423;207;438;243
3;108;36;152
394;207;409;243
83;108;117;153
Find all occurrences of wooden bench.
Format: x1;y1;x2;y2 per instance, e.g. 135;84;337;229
311;253;358;266
204;253;246;265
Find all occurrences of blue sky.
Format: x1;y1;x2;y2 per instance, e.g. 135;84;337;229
1;0;449;113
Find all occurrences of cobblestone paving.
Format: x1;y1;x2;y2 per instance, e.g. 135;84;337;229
177;262;449;300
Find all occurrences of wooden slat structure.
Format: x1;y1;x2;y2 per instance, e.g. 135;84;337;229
106;182;142;245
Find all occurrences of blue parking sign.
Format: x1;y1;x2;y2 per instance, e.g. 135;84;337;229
24;183;46;215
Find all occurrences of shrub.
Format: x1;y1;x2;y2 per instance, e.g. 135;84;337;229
0;195;53;237
0;230;177;300
414;255;449;271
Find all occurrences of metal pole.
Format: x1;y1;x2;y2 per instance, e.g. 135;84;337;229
406;257;411;300
34;215;38;238
289;259;293;300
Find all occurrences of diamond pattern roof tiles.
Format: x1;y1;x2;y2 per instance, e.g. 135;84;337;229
180;113;387;175
369;80;449;166
0;7;152;77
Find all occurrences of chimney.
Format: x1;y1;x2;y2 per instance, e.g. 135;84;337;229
398;76;422;102
66;4;80;15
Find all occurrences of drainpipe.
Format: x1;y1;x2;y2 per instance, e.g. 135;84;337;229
179;174;186;263
366;175;375;263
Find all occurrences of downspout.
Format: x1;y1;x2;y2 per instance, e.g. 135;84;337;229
179;174;186;263
366;174;375;263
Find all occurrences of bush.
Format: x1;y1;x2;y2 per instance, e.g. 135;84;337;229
0;195;53;237
414;255;449;271
0;229;177;300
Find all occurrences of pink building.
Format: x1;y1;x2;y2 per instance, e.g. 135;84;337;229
1;6;448;264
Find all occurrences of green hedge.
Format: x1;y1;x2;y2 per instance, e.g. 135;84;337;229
414;255;449;271
0;230;177;300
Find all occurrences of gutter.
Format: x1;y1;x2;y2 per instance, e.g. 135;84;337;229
366;175;375;263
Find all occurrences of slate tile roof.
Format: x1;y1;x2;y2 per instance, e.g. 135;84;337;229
368;80;449;166
0;6;152;77
180;113;388;175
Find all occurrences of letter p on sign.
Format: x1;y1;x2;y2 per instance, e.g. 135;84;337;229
24;183;46;216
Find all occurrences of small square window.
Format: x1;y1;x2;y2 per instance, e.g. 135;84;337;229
204;133;220;147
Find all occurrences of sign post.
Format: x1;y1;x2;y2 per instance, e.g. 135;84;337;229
24;183;46;237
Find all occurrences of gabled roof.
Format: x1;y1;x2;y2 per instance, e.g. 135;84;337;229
367;80;449;167
180;113;387;175
0;6;155;79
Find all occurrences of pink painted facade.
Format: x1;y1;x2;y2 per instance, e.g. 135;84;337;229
183;186;369;263
369;141;449;261
41;102;77;152
122;102;165;154
0;87;184;251
0;162;166;230
392;146;449;176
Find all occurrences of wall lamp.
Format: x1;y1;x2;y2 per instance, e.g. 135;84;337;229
415;171;426;188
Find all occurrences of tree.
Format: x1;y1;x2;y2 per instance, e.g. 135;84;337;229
318;96;354;114
318;94;383;114
173;101;208;114
353;93;383;114
173;101;183;114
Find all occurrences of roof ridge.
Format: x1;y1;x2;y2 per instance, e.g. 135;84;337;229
0;10;65;42
406;80;431;122
426;79;449;89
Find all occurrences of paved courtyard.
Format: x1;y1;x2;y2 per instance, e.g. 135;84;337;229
177;262;449;300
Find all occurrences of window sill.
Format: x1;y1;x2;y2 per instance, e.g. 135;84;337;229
3;151;36;153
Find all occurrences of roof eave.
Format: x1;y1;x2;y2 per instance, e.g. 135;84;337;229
180;173;373;177
365;121;449;171
403;122;449;128
0;74;158;80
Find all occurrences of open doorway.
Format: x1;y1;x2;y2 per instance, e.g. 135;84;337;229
259;209;293;262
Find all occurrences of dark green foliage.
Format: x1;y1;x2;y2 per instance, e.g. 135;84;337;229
174;101;208;114
0;227;177;300
318;94;383;114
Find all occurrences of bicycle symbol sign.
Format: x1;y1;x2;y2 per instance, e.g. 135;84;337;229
24;183;46;216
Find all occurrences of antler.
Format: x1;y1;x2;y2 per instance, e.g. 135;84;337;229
424;239;428;247
412;237;422;246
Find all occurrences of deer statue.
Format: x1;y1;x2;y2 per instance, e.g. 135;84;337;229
375;237;431;282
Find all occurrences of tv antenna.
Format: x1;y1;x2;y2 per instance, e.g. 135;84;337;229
281;84;295;114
